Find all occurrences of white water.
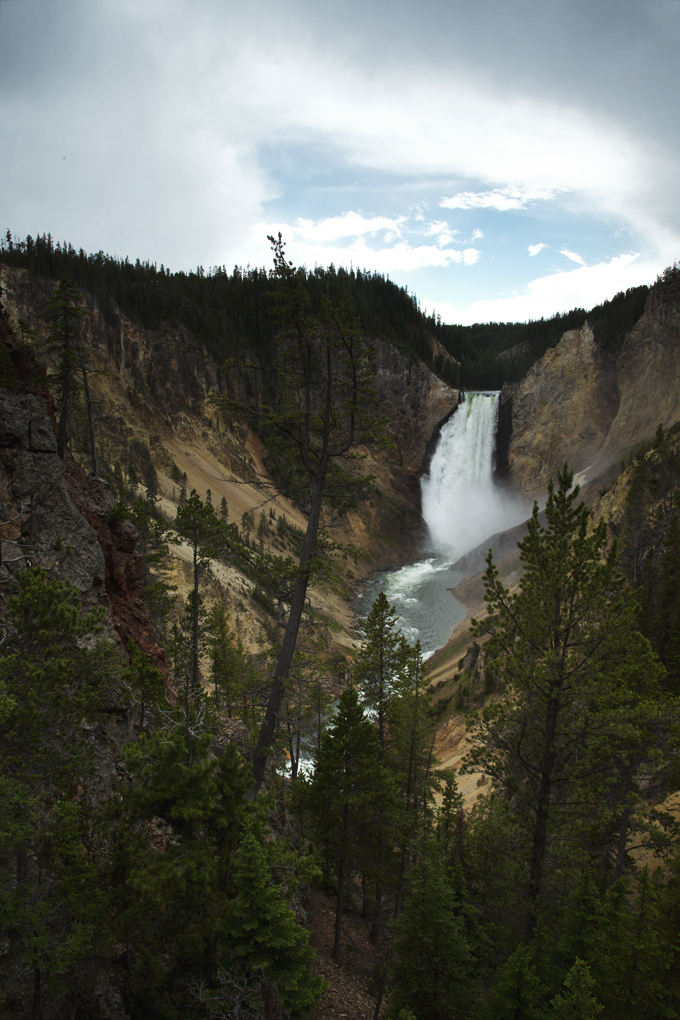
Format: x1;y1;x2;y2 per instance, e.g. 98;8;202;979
356;392;529;657
421;391;526;559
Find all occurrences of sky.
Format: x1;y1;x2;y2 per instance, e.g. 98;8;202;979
1;0;679;325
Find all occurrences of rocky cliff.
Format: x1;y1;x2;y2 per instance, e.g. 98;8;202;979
0;262;458;656
498;270;680;495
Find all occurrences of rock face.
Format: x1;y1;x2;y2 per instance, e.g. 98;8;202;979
0;387;107;601
0;385;166;666
500;273;680;494
0;263;457;569
370;337;459;478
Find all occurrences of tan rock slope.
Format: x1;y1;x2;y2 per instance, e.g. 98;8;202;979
0;261;457;657
501;271;680;494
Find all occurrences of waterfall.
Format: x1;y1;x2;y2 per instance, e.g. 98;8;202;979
421;391;520;561
356;391;528;657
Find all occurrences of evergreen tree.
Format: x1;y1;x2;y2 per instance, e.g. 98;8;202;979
204;600;240;715
175;490;228;695
111;726;252;1014
354;592;404;750
0;568;122;1016
550;960;602;1020
38;276;100;473
222;831;327;1019
224;235;389;796
465;466;672;933
388;836;474;1020
297;684;389;961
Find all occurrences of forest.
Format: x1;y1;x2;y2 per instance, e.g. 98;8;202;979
1;245;679;1020
0;230;650;392
2;464;680;1019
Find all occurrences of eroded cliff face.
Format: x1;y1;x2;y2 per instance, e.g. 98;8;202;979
0;262;457;654
0;384;166;668
500;273;680;495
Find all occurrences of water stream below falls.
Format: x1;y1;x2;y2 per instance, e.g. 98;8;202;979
355;391;529;657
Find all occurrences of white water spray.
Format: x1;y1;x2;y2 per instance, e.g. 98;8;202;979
421;392;526;560
356;391;529;657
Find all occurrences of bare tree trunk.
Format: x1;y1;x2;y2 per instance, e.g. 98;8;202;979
16;845;28;885
526;695;559;936
613;766;634;882
333;806;350;963
261;977;281;1020
193;536;200;694
248;461;327;797
57;352;70;461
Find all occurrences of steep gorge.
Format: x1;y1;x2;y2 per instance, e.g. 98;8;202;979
0;261;458;661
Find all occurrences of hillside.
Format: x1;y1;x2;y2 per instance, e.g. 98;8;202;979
0;231;651;391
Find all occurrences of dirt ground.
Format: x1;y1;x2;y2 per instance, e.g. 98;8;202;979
306;888;386;1020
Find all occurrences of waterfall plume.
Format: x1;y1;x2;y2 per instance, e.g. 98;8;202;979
421;392;528;561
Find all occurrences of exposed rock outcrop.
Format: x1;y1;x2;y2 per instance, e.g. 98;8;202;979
501;272;680;494
0;387;108;605
0;262;457;573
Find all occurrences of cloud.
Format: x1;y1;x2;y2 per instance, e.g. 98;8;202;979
560;249;587;265
528;243;548;256
422;220;460;247
289;212;405;242
232;221;481;274
1;0;679;304
423;252;652;325
440;186;561;212
471;229;484;241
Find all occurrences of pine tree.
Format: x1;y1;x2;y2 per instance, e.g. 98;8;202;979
39;277;99;469
298;684;389;961
112;726;252;1012
465;466;672;933
222;831;327;1019
354;592;404;750
0;568;122;1016
175;490;228;696
204;601;240;715
550;960;602;1020
222;235;389;797
387;835;474;1020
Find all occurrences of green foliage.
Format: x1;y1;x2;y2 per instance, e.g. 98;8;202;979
479;944;545;1020
550;959;603;1020
388;836;475;1020
298;683;387;884
466;466;675;931
295;683;391;959
0;568;122;1011
109;724;254;1015
222;831;327;1018
354;591;405;749
1;231;656;391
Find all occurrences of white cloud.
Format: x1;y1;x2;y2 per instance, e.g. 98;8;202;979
471;229;484;241
528;242;548;256
422;219;459;247
423;252;653;325
2;0;679;301
289;212;405;242
440;186;561;212
560;249;587;265
232;221;481;274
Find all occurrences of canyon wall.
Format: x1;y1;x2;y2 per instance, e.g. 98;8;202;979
0;262;458;659
499;271;680;495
